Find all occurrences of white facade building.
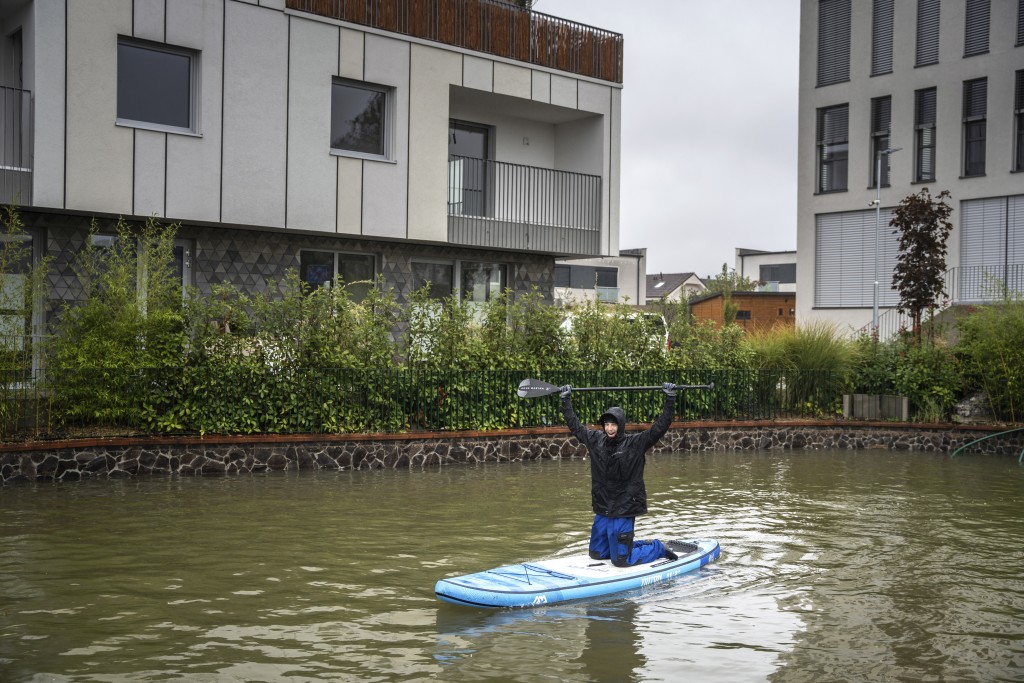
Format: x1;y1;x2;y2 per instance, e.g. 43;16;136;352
736;248;797;293
554;248;646;305
0;0;623;332
797;0;1024;337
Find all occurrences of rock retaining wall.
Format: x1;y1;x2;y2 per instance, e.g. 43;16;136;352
2;422;1022;485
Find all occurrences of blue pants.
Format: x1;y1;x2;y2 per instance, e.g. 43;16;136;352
589;515;667;566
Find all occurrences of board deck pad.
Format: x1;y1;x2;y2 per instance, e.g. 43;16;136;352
435;538;720;608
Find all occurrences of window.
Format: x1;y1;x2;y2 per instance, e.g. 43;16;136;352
817;104;849;193
959;195;1024;301
553;265;571;288
964;0;990;57
117;38;198;133
412;261;508;303
0;232;33;352
760;263;797;284
460;262;506;304
817;0;851;86
331;79;391;159
871;0;894;76
412;262;454;300
448;121;491;217
735;310;752;321
915;88;937;182
815;209;899;308
963;78;987;177
916;0;941;67
1016;71;1024;172
871;96;892;188
1018;0;1024;45
299;250;376;301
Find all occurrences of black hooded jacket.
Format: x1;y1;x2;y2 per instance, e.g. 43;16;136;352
561;394;676;518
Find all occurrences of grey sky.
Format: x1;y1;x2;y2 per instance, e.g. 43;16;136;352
537;0;801;279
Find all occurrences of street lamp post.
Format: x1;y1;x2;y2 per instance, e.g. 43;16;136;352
872;146;901;336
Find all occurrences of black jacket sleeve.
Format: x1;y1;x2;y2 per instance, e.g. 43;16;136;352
639;393;676;451
562;396;598;447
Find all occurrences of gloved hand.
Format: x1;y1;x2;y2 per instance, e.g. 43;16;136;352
559;384;572;398
662;382;676;398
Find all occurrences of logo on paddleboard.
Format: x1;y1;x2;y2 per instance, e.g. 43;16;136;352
532;595;548;605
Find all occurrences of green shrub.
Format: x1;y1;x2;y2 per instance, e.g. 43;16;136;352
893;337;960;421
956;300;1024;422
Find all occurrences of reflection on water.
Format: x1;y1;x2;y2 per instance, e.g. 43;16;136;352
1;451;1022;682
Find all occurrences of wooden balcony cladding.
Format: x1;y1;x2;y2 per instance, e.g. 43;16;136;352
287;0;624;83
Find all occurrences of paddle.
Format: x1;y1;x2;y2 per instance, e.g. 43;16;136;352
517;378;715;399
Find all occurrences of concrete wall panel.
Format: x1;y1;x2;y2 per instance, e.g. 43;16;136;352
221;1;287;227
133;129;165;216
31;0;65;207
493;61;530;99
132;0;164;42
164;0;223;223
287;17;338;232
337;156;362;234
338;26;363;80
407;43;461;242
462;55;492;92
360;34;409;239
65;0;133;214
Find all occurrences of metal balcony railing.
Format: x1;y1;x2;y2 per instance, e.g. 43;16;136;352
447;155;601;255
862;263;1024;340
0;86;32;206
286;0;624;83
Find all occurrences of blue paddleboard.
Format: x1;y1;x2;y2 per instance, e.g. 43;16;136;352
435;538;720;608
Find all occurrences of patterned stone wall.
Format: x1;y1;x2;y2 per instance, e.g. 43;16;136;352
2;423;1022;485
21;209;556;317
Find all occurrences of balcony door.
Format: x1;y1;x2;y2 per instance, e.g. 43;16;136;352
448;120;490;217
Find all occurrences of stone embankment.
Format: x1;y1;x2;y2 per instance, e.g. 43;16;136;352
2;421;1022;484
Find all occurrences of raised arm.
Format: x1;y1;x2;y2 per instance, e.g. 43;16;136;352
641;384;677;450
560;386;595;444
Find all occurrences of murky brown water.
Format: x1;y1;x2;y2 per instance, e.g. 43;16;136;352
1;449;1022;682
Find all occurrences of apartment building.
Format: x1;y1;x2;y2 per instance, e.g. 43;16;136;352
797;0;1024;337
0;0;623;342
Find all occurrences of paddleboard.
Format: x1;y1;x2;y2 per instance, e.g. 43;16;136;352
435;538;720;608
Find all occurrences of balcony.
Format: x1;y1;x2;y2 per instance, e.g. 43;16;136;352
286;0;624;83
0;86;32;206
447;155;601;256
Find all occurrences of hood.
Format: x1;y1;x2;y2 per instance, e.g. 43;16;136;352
600;406;626;437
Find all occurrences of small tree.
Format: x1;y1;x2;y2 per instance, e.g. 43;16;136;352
890;188;953;340
704;263;758;325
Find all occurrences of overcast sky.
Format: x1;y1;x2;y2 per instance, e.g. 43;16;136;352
537;0;801;279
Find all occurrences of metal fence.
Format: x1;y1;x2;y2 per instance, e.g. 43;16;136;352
864;264;1024;340
447;155;602;255
286;0;624;83
0;85;32;206
0;367;841;441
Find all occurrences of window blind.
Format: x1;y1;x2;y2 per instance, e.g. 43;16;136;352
1018;0;1024;45
872;0;894;75
916;0;941;66
964;0;990;56
815;209;899;308
915;88;937;181
817;0;851;86
960;197;1007;301
963;78;987;118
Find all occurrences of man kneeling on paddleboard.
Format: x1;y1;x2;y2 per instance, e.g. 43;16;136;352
559;383;677;566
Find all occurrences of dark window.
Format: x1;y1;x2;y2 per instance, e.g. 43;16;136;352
448;121;491;217
916;0;941;66
871;96;892;188
915;88;937;182
554;265;571;288
817;104;849;193
963;78;987;177
300;250;376;301
760;263;797;284
871;0;894;76
117;39;196;131
412;262;454;300
817;0;851;86
964;0;991;57
735;310;752;321
595;267;617;288
1016;71;1024;172
331;79;389;158
1018;0;1024;45
461;262;506;303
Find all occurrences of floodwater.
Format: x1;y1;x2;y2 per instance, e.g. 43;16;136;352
1;449;1022;682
